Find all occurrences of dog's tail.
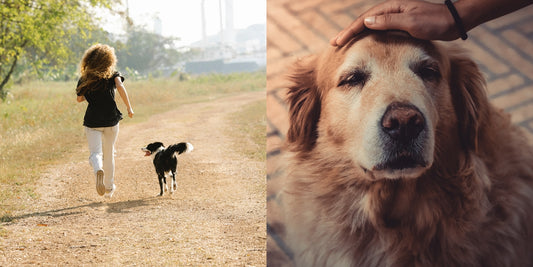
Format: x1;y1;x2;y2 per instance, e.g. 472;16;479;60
167;142;194;155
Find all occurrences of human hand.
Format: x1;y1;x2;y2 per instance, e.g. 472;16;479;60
330;0;460;46
128;108;134;118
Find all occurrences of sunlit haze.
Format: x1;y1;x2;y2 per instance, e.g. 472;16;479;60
100;0;266;47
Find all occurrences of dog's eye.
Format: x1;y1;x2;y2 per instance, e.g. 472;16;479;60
338;70;370;88
414;62;441;82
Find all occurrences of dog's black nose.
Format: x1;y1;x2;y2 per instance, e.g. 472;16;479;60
381;102;425;142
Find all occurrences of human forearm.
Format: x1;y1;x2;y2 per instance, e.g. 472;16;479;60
117;86;133;115
115;77;134;117
118;87;132;110
331;0;533;46
456;0;533;32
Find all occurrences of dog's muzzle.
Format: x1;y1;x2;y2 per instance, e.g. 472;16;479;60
141;148;152;157
375;102;428;171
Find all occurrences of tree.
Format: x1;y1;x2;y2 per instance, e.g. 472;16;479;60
115;27;181;76
0;0;119;98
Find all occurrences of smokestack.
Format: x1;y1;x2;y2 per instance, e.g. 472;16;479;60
201;0;207;45
219;0;224;45
225;0;234;43
153;15;162;35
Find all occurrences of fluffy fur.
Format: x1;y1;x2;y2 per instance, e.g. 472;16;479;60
142;141;193;196
281;31;533;267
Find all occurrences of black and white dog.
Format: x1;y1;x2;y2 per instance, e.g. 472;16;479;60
141;142;194;196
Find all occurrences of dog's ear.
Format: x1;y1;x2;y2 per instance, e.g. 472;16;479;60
286;55;321;152
448;49;489;152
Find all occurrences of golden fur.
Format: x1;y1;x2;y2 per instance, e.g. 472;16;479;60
281;31;533;266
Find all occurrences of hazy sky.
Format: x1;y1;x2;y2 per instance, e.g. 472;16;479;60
100;0;266;47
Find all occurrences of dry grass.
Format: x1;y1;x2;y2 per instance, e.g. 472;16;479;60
0;72;266;221
226;99;267;162
0;91;266;265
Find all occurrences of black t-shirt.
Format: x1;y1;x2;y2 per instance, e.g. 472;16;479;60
77;72;124;128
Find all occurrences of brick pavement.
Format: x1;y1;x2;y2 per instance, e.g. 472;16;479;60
266;1;533;265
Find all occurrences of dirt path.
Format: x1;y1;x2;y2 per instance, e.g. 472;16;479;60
0;91;266;266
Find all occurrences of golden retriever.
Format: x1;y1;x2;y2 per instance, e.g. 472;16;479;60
280;31;533;267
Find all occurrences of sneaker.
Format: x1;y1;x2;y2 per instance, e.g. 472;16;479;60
104;184;116;198
96;170;105;196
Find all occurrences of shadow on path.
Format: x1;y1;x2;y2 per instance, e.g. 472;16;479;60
1;196;160;224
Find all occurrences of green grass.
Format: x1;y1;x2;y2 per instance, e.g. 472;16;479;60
226;99;266;162
0;71;265;220
127;72;265;121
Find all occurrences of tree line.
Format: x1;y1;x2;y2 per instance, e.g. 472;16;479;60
0;0;198;99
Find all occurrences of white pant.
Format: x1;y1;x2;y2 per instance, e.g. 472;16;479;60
85;125;119;189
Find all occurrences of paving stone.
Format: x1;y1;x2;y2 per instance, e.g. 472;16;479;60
487;74;525;96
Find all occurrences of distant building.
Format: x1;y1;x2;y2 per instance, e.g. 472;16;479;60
185;59;260;75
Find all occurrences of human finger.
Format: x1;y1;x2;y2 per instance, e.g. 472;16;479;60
363;13;411;31
331;1;405;46
330;17;366;46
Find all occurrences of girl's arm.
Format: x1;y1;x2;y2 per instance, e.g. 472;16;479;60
77;95;85;102
115;76;134;118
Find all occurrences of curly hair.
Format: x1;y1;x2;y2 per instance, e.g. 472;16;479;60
76;44;117;95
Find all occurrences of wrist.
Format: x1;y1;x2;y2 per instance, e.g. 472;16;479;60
444;0;468;40
453;0;479;33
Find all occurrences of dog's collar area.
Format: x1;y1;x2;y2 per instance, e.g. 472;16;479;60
151;147;165;157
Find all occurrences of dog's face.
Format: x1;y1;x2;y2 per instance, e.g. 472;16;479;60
324;33;445;179
142;142;164;156
287;32;486;180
